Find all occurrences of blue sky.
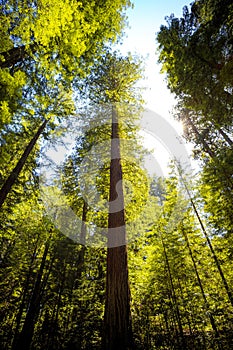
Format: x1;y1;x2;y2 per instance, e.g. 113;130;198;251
119;0;193;175
124;0;189;51
120;0;191;115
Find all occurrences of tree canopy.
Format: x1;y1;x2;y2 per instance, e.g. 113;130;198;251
1;1;233;349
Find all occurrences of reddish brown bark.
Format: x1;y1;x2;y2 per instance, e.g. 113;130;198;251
103;106;133;350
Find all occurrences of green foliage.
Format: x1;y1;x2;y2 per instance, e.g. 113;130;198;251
0;0;133;210
157;0;233;128
157;0;233;242
129;173;233;349
199;153;233;234
1;1;233;349
82;50;144;105
1;165;233;349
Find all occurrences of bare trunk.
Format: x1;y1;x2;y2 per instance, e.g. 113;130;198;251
186;116;216;158
103;106;133;350
11;238;39;350
186;116;233;189
180;224;220;343
161;236;187;350
218;128;233;147
80;201;87;246
76;201;87;281
190;196;233;307
0;119;48;208
13;237;50;350
179;173;233;308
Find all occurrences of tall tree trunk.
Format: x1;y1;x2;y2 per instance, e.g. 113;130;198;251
218;128;233;147
13;236;50;350
80;200;87;246
47;267;66;350
190;196;233;307
185;115;233;189
179;172;233;308
79;201;87;270
72;201;88;286
103;106;133;350
186;116;216;158
0;119;48;208
180;223;222;349
11;237;40;350
177;277;194;343
161;236;187;350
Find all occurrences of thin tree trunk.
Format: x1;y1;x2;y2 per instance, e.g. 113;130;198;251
179;173;233;308
161;236;187;350
162;311;173;349
186;116;216;158
13;237;50;350
0;119;48;208
47;267;66;350
177;277;194;344
11;237;40;350
103;106;133;350
79;201;87;270
182;275;207;348
80;200;87;246
71;201;88;287
180;223;222;348
190;196;233;307
185;115;233;189
218;128;233;147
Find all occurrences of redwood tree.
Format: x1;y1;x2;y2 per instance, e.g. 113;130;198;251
85;52;143;349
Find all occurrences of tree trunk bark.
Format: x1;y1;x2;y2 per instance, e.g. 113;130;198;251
0;44;36;68
13;236;50;350
103;106;133;350
0;119;48;208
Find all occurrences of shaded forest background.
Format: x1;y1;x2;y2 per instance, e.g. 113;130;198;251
0;0;233;349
